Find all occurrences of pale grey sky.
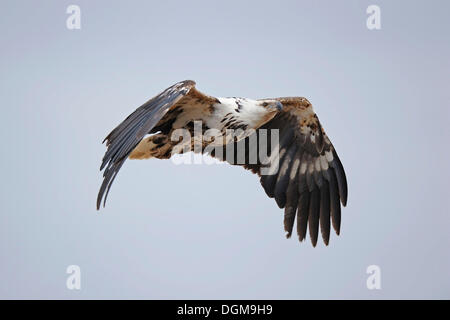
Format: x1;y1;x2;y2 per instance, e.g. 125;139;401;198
0;0;449;299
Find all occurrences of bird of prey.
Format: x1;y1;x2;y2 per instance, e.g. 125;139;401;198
97;80;347;246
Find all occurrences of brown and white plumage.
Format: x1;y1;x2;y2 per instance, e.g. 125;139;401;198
97;80;347;246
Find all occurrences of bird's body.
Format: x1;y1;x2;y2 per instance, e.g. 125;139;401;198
129;95;280;160
98;80;347;246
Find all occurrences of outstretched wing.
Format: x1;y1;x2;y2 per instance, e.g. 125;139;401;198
97;82;347;246
211;97;348;246
97;80;199;209
97;80;277;210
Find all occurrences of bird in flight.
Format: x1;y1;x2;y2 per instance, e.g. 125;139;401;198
97;80;347;246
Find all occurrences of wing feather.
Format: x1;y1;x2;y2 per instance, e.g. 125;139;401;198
330;150;348;206
328;168;341;235
308;188;320;247
260;125;295;198
97;80;196;209
319;180;331;245
274;144;298;208
297;192;310;241
284;174;299;238
216;97;347;245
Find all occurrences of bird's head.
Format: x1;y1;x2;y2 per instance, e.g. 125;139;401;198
260;100;283;112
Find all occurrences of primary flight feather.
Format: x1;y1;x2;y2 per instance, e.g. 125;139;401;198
97;80;348;246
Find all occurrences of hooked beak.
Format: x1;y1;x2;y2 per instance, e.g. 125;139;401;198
261;100;283;112
275;101;283;111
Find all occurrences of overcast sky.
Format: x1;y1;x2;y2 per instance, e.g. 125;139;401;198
0;0;449;299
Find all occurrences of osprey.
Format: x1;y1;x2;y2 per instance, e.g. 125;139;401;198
97;80;347;246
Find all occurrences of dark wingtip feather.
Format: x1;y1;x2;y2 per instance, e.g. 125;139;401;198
284;206;296;238
319;180;331;245
283;168;299;239
284;199;297;238
328;168;341;235
260;174;277;198
308;188;320;247
296;192;309;241
96;160;124;210
332;150;348;207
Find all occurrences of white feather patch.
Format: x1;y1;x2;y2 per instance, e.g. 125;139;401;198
290;158;300;180
320;155;329;170
314;157;321;172
325;150;334;162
